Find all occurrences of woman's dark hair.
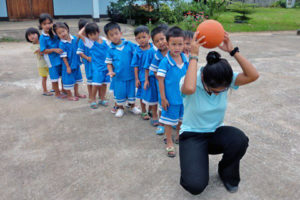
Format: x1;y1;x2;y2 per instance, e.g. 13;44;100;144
25;27;40;43
53;22;70;35
134;25;149;36
85;23;100;36
203;51;233;88
78;19;89;30
166;26;184;42
38;13;55;39
151;24;168;40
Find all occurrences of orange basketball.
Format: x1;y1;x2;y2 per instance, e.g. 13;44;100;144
196;20;225;49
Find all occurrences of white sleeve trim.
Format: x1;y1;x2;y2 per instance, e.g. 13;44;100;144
157;72;166;77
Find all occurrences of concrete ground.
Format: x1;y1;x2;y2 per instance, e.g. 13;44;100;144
0;20;300;200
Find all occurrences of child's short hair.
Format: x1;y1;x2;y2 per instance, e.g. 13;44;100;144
151;24;168;40
53;22;69;34
104;22;121;35
78;19;89;30
134;25;149;36
166;26;184;42
85;23;99;36
25;27;40;43
184;30;194;40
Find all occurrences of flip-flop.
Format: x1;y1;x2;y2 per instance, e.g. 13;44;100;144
68;96;79;101
50;89;55;92
156;126;165;135
141;112;150;120
166;146;176;158
98;100;109;106
56;94;67;99
76;94;87;99
42;92;53;96
150;119;159;127
90;102;98;109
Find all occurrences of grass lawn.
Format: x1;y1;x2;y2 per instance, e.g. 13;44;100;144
218;7;300;32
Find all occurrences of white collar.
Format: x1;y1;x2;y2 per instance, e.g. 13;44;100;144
42;30;49;36
61;35;74;43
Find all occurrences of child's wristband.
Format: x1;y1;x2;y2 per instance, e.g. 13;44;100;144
189;55;199;61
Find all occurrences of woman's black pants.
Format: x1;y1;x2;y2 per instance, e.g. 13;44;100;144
179;126;249;195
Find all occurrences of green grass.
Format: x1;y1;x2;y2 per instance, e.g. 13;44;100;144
0;37;21;43
218;8;300;32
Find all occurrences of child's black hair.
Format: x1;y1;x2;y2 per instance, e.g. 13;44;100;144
85;23;99;36
78;19;89;30
134;25;149;36
166;26;184;42
203;51;233;89
53;22;70;35
184;30;194;40
151;24;168;40
38;13;54;38
104;22;121;35
25;27;40;43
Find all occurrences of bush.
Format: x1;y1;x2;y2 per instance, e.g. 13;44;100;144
228;1;256;23
270;0;286;8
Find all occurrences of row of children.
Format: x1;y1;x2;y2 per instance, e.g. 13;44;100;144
26;13;194;157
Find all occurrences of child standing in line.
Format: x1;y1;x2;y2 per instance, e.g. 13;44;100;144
131;26;157;120
54;22;86;101
25;27;53;96
157;27;189;157
39;13;65;98
77;19;93;101
78;23;110;109
183;30;194;60
104;22;141;118
148;25;169;135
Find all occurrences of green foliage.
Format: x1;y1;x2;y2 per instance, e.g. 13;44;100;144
178;15;201;32
270;0;287;8
159;3;177;24
228;1;256;23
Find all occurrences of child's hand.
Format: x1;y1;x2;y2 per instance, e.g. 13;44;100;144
144;80;149;90
191;32;206;56
135;79;141;88
87;57;92;62
219;32;234;53
54;48;63;54
67;67;72;74
161;98;169;111
107;71;115;78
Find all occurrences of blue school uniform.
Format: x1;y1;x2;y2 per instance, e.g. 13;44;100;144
157;51;189;126
84;37;110;86
105;39;137;105
39;30;62;82
59;35;83;90
77;38;92;84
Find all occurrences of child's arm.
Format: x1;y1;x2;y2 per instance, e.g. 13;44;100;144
107;64;115;77
134;67;140;88
144;69;149;90
62;57;72;74
77;27;86;42
77;40;91;62
157;76;169;110
219;33;259;86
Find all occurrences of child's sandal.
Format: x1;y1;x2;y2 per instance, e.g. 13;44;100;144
150;119;159;127
141;112;150;120
76;94;87;99
90;102;98;109
156;126;165;135
68;96;79;101
98;100;109;107
166;146;176;158
42;92;53;96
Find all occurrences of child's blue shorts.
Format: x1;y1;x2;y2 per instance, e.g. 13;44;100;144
84;62;93;85
114;79;136;105
92;69;110;86
142;76;158;105
159;104;184;126
62;65;83;90
49;64;62;82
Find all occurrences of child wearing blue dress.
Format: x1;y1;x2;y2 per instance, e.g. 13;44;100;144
78;23;110;109
157;27;189;157
131;26;158;121
38;13;65;98
77;19;93;101
54;22;85;101
104;22;141;118
149;25;169;135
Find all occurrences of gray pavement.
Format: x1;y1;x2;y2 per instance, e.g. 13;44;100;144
0;24;300;199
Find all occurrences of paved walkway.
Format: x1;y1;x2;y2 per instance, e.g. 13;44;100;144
0;21;299;199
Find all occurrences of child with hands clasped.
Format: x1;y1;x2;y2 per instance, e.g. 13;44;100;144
78;23;110;109
25;27;53;96
105;22;141;118
38;13;66;98
157;27;189;157
131;26;157;120
55;22;86;101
